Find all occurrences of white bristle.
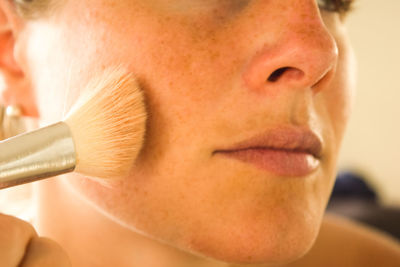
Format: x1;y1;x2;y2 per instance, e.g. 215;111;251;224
64;69;147;179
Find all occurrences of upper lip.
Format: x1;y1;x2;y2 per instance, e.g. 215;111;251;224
214;126;323;159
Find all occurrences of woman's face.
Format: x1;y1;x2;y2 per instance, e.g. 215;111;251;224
17;0;355;264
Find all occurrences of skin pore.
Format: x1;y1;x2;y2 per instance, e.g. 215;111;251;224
0;0;367;266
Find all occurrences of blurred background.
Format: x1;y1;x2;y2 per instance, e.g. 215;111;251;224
330;0;400;239
338;0;400;206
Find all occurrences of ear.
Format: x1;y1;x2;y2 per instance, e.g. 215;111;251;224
0;1;39;117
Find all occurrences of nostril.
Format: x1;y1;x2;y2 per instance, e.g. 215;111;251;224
267;67;291;82
267;67;305;83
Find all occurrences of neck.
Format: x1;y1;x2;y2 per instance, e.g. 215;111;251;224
34;177;234;267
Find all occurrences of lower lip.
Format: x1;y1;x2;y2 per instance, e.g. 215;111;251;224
216;148;320;177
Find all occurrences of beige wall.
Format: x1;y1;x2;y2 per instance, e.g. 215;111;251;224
339;0;400;205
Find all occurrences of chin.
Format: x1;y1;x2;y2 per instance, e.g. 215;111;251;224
179;212;322;266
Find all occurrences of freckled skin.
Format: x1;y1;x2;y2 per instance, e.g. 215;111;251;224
21;0;355;265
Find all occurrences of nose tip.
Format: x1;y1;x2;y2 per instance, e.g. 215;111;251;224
242;18;339;94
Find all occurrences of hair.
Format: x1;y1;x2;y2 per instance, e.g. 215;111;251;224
12;0;63;19
331;0;354;13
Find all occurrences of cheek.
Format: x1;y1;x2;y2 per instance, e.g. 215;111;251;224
19;2;141;123
20;24;104;124
325;38;355;148
321;20;356;146
18;24;67;123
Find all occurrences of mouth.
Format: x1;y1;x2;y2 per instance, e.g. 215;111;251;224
213;126;323;177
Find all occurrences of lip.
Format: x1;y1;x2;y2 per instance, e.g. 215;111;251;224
213;126;323;177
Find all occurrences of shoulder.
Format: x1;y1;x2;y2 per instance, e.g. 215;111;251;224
292;213;400;267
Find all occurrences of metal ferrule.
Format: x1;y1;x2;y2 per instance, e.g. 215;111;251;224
0;122;76;189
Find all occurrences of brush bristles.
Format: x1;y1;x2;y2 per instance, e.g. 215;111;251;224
65;69;146;179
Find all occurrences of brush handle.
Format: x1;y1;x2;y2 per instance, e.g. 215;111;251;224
0;122;76;189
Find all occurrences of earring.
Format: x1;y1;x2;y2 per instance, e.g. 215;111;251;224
0;104;31;140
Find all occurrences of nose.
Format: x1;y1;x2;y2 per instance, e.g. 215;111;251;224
242;0;338;94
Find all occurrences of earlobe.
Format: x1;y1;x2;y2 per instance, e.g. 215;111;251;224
0;2;39;117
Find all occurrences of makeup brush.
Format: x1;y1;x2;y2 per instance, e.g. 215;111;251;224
0;68;147;189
